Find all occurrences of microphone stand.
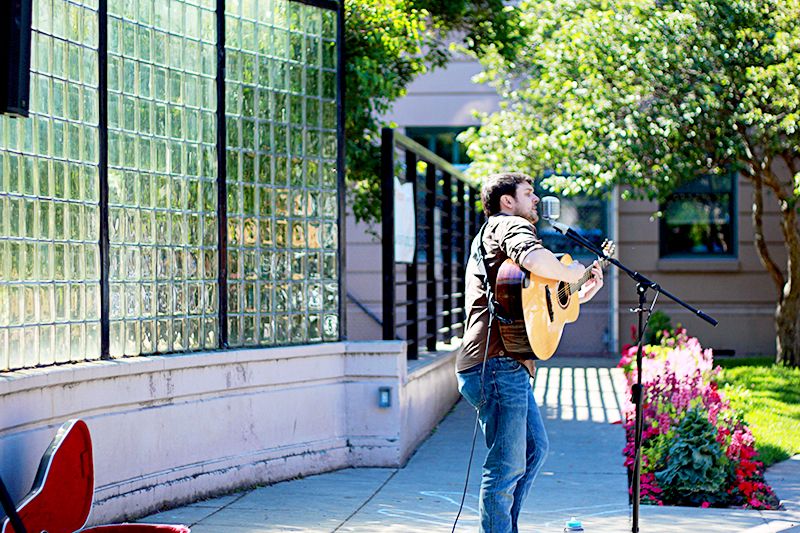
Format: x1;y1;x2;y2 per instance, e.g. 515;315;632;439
544;219;717;533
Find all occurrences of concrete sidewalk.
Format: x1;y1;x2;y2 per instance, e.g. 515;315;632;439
140;358;800;532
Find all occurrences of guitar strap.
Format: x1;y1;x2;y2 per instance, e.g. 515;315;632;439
471;219;512;325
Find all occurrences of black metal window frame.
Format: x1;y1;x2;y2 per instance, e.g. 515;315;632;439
658;173;737;259
532;172;609;259
91;0;345;360
536;195;609;259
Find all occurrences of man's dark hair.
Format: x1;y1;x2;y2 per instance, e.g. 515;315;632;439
481;172;534;217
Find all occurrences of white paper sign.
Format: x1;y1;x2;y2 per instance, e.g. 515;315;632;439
394;177;416;263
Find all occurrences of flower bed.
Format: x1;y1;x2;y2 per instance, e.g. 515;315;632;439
619;328;780;509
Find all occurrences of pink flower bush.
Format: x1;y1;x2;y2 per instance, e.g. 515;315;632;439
619;328;780;509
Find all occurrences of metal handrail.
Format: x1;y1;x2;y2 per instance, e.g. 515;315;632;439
394;132;471;184
381;127;483;359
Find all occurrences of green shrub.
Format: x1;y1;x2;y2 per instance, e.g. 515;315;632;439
655;408;732;506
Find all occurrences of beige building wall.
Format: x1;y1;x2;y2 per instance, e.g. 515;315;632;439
347;57;497;345
617;177;783;356
347;55;784;359
382;59;500;127
346;216;384;341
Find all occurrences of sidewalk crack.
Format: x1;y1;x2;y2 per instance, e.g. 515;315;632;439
189;491;251;527
331;469;401;532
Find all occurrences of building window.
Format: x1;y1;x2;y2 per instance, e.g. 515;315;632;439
106;0;220;357
0;0;342;372
0;0;101;368
405;127;472;263
225;2;340;347
405;127;471;169
659;174;736;258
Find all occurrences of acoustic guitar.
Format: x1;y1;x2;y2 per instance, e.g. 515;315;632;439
494;240;614;360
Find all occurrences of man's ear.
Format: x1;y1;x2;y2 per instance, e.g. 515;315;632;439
500;193;514;210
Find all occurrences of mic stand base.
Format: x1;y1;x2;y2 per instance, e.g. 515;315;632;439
631;282;649;533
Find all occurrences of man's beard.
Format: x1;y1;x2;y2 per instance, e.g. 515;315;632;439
517;206;539;224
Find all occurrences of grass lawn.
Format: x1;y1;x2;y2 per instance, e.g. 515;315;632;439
715;356;800;467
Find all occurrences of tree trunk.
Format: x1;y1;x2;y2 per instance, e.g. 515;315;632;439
746;171;797;365
776;293;800;366
768;163;800;368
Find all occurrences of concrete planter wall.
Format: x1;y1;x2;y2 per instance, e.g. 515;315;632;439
0;341;459;524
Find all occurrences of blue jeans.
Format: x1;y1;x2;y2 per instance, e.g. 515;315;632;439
457;356;549;533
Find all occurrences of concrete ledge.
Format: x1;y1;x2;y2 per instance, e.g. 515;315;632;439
401;350;460;463
0;341;459;523
656;257;741;272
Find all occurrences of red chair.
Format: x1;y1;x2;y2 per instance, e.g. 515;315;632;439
1;420;190;533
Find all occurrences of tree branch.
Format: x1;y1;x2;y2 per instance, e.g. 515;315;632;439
740;130;786;199
785;151;799;181
751;172;786;297
766;161;800;294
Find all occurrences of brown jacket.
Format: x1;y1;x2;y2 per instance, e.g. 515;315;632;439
457;214;543;374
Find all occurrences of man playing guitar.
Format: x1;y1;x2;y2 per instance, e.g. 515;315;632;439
456;172;604;532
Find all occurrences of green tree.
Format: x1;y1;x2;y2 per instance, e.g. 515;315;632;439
344;0;525;222
460;0;800;366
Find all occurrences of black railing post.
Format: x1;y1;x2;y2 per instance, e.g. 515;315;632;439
381;128;396;341
471;186;482;235
441;172;453;339
455;179;466;329
425;164;437;352
406;150;419;359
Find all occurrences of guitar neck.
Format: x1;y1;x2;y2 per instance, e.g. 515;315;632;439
568;260;607;294
568;269;593;295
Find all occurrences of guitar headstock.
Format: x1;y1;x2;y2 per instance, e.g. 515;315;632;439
599;239;616;267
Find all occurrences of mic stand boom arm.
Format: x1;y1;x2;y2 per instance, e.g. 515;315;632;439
547;221;717;326
546;218;717;533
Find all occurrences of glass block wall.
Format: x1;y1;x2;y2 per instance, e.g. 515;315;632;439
106;0;219;357
0;0;341;371
0;0;102;370
225;0;339;347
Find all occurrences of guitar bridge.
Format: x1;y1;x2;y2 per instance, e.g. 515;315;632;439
544;285;555;322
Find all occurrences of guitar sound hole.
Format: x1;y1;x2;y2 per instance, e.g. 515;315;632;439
557;282;570;307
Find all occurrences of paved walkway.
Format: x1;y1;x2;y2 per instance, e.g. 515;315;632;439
140;358;800;532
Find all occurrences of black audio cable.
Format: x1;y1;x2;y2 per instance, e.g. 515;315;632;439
451;313;494;533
